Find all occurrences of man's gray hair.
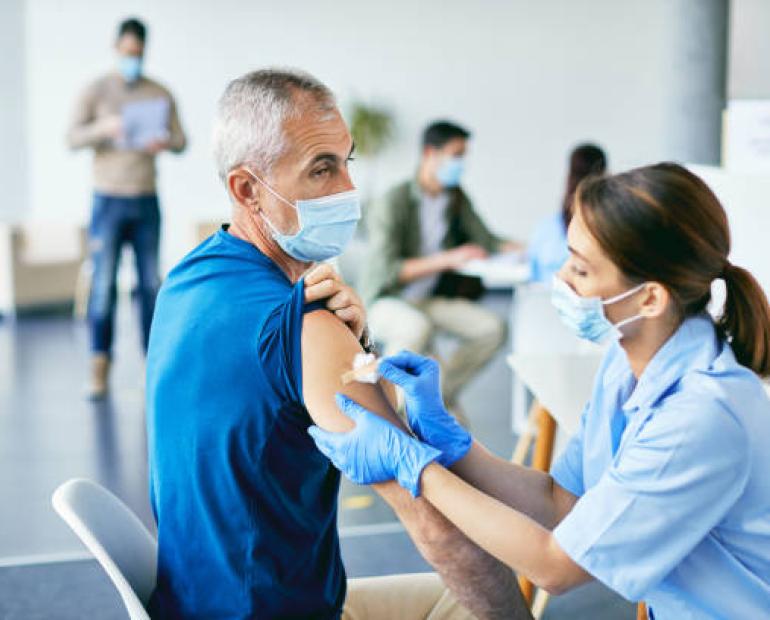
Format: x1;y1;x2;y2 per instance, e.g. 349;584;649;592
212;68;336;183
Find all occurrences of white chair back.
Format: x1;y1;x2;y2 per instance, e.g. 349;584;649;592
52;479;157;620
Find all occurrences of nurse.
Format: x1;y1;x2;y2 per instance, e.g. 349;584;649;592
311;163;770;618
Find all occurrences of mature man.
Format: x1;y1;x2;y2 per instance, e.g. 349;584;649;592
362;121;519;419
67;17;186;398
147;69;529;619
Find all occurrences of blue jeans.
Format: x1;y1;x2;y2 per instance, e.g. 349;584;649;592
87;193;161;355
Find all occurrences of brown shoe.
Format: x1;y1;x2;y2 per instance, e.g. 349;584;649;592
86;353;110;400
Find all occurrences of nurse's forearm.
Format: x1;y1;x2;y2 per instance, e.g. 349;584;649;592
421;463;590;595
451;442;575;529
373;481;533;620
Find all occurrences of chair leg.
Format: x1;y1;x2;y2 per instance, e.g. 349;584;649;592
531;588;550;619
515;402;558;613
511;402;539;464
518;574;535;606
532;406;556;472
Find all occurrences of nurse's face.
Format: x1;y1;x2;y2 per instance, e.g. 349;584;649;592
558;206;645;326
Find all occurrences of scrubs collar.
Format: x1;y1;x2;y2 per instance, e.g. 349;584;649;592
621;313;719;414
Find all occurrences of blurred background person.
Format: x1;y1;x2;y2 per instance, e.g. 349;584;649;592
66;17;186;399
361;120;519;422
528;143;607;283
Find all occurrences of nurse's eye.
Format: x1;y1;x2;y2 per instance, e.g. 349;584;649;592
571;263;588;278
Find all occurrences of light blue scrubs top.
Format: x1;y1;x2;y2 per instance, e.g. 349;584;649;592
551;314;770;619
528;212;568;283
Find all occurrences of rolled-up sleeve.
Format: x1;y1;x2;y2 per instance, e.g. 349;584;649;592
552;398;749;602
258;281;325;404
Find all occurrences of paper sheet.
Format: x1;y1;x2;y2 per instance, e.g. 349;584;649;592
120;98;170;149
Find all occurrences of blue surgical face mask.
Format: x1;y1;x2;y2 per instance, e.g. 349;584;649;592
119;55;143;83
436;156;465;188
551;275;646;344
248;172;361;263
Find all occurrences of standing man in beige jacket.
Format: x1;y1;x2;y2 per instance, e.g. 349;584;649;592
67;17;186;398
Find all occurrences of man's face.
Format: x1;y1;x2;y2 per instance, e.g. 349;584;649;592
259;100;355;235
116;33;144;60
424;137;467;183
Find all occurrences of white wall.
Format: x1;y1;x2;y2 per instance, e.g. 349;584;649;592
0;0;28;223
23;0;726;271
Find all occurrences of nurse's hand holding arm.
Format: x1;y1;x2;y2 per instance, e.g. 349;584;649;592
309;395;590;594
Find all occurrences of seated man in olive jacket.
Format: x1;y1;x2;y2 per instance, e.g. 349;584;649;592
361;121;519;422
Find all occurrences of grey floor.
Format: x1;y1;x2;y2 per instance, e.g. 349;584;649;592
0;292;633;618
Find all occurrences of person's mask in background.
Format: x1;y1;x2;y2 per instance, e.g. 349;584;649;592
249;172;361;263
119;56;143;83
436;157;465;188
551;276;646;343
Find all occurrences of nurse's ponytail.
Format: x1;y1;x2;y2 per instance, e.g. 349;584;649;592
577;162;770;378
720;263;770;376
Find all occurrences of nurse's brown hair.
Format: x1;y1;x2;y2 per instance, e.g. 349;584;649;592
576;162;770;377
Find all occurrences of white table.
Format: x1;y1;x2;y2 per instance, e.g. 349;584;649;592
458;252;531;289
508;283;605;435
507;352;602;436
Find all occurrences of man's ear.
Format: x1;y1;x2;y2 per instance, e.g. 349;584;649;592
228;168;259;210
640;282;670;319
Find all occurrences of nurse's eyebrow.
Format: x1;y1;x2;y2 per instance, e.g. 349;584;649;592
568;245;591;263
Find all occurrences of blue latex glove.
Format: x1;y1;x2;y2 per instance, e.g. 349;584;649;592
308;394;441;497
378;351;472;467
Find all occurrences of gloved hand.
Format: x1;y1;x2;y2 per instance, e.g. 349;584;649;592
308;394;441;497
378;351;472;467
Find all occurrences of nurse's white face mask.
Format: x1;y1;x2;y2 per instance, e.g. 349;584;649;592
551;276;647;344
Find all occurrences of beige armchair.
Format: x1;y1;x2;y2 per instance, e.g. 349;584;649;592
0;223;87;317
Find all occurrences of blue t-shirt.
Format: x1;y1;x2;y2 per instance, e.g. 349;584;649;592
146;228;344;619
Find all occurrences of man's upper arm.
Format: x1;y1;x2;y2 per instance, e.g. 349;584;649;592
301;309;404;433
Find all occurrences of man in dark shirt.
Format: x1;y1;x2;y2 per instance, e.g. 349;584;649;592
147;68;528;619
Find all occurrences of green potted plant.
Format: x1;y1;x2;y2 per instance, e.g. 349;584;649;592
347;101;395;203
